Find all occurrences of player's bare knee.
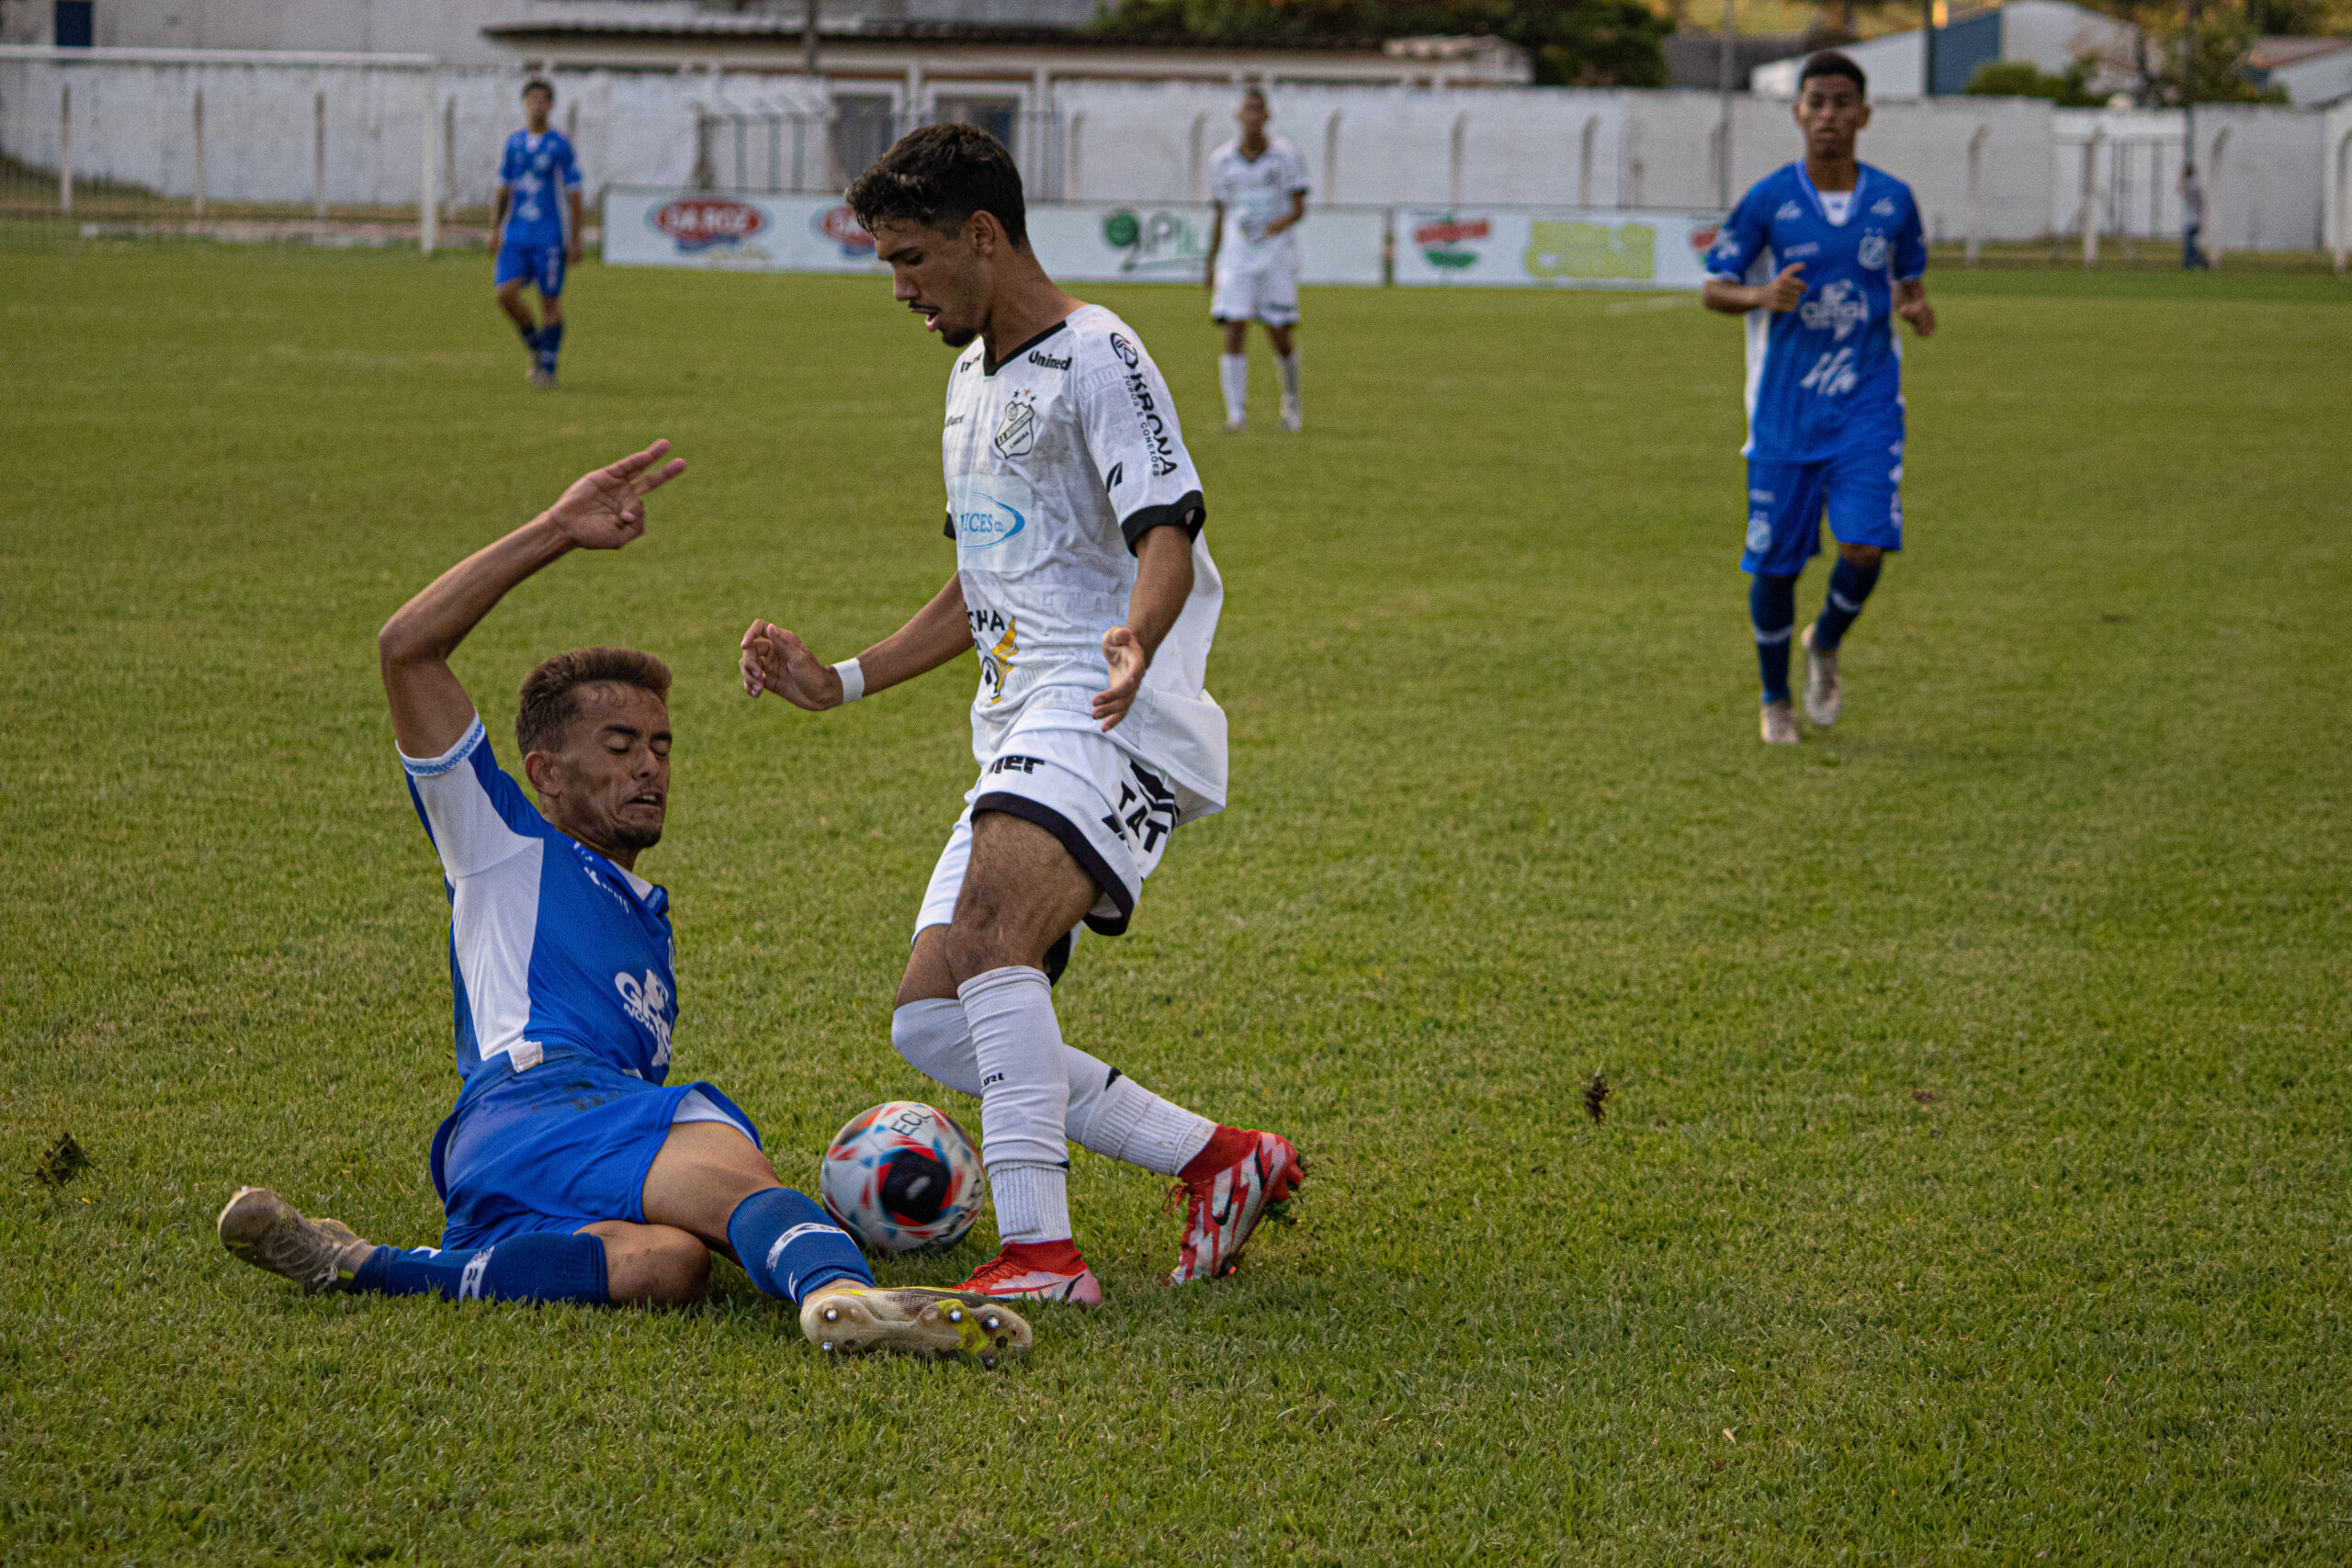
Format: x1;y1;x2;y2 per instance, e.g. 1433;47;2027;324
607;1227;709;1307
1839;543;1883;568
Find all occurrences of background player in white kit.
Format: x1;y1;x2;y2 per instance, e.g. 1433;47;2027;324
735;126;1305;1306
1204;87;1309;433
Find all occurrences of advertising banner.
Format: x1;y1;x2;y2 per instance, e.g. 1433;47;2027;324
603;188;885;274
1027;203;1385;287
1394;209;1724;290
605;188;1386;287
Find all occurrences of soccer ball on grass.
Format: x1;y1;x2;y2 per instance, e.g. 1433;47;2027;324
818;1100;985;1254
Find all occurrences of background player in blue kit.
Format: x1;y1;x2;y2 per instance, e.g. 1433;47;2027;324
1702;52;1937;745
493;79;582;390
213;439;1028;1367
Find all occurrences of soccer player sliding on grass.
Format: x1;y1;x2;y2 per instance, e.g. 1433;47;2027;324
736;125;1304;1306
215;441;1029;1367
1702;51;1937;745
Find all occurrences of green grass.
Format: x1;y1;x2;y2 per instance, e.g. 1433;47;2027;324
3;241;2348;1563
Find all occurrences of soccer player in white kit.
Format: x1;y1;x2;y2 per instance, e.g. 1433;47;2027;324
735;126;1306;1307
1204;87;1309;433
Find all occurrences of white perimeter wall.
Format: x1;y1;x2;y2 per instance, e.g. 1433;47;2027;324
0;49;2335;250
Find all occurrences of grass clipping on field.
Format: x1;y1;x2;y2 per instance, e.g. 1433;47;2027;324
35;1132;91;1188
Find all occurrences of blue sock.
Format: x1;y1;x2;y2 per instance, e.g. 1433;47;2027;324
1814;555;1883;651
349;1232;607;1304
537;321;563;373
517;321;540;353
1750;573;1798;704
725;1188;870;1304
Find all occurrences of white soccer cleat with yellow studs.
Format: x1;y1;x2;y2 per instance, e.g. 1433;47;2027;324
798;1283;1032;1367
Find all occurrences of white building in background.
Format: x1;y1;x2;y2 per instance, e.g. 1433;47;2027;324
2247;37;2352;107
1751;1;2138;99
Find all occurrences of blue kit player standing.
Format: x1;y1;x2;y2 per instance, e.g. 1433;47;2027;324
213;438;1029;1367
1702;51;1937;745
493;78;582;390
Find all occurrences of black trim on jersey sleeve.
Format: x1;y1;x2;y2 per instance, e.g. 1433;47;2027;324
1119;491;1206;554
982;318;1071;378
943;507;954;540
972;792;1136;936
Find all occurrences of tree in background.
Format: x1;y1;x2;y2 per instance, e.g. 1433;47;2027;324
1962;58;2109;102
1091;0;1674;86
2075;0;2294;102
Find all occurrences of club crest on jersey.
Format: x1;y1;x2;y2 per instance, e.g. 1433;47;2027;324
615;969;673;1065
1857;231;1888;269
1799;279;1869;341
993;397;1036;458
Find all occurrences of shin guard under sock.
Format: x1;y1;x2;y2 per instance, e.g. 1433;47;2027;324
350;1232;608;1304
725;1187;869;1304
1814;555;1883;650
1751;573;1798;704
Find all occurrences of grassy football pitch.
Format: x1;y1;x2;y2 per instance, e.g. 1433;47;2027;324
3;243;2348;1563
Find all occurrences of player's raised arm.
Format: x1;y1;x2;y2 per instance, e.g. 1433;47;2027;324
379;440;685;757
739;568;971;711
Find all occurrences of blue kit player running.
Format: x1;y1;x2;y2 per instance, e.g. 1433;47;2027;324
493;78;582;390
1702;51;1937;745
215;439;1028;1367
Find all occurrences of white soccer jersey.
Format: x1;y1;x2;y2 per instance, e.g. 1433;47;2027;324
941;304;1227;818
1209;136;1310;276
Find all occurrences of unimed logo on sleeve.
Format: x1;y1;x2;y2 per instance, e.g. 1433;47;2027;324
651;197;767;254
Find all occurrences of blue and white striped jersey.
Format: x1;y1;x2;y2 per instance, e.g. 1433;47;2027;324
1706;161;1928;463
401;716;676;1090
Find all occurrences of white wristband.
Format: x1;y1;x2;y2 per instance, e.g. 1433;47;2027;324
831;658;865;705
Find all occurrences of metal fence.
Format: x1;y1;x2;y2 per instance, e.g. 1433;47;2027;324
691;107;1064;201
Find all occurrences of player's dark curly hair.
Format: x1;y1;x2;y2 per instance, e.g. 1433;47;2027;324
516;647;671;756
846;122;1028;248
1798;51;1867;96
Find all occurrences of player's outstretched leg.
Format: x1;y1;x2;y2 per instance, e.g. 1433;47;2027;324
218;1186;618;1304
894;987;1307;1286
657;1122;1031;1365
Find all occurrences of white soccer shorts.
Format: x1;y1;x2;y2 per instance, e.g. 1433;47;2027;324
1211;264;1299;328
916;721;1181;941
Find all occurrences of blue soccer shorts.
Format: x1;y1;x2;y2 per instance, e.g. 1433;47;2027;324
428;1050;761;1249
1740;425;1905;577
494;242;567;298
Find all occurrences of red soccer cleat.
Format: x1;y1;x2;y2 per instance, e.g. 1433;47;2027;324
1166;1127;1305;1285
954;1239;1103;1307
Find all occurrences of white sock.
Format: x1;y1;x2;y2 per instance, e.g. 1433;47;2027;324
1079;1071;1216;1177
892;999;1213;1176
1276;349;1301;406
1218;353;1249;423
986;1161;1071;1247
956;966;1071;1241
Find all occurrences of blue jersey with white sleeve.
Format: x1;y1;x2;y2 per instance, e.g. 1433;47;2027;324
401;716;676;1099
497;129;581;249
1706;162;1927;464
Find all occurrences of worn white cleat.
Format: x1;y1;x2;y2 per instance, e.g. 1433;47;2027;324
1801;623;1842;727
1224;415;1246;434
1760;698;1801;746
217;1187;374;1293
1279;396;1303;433
799;1284;1032;1367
